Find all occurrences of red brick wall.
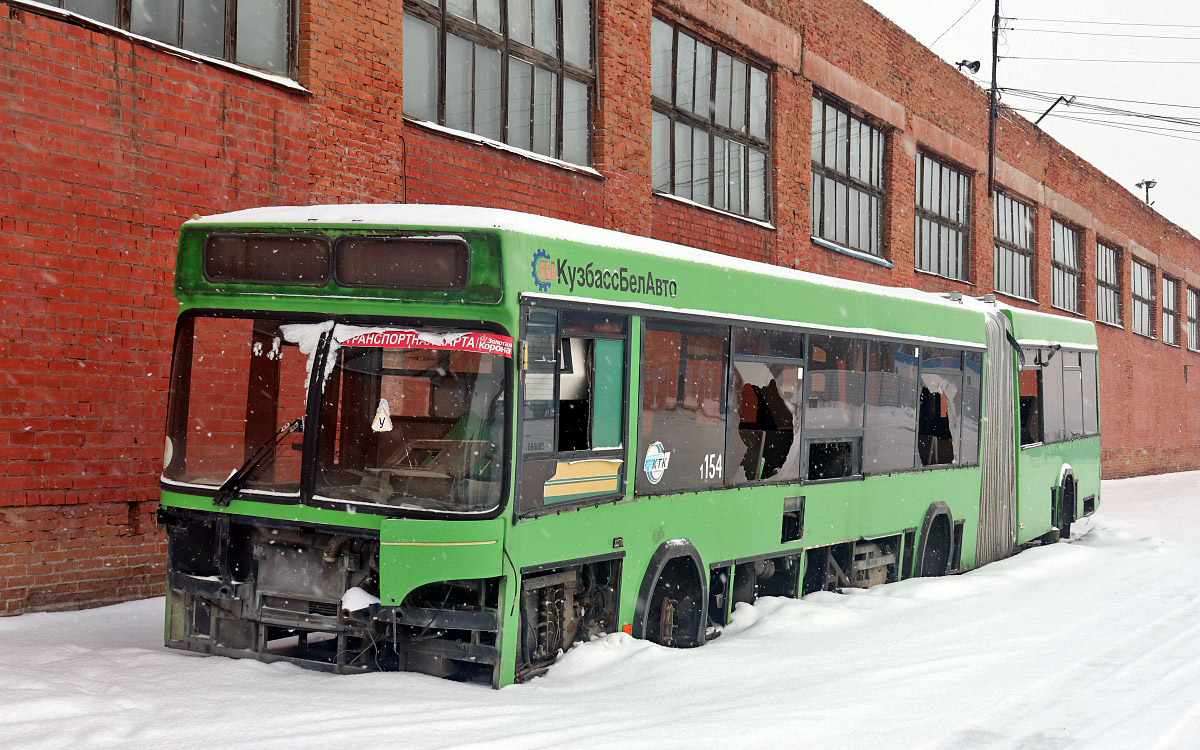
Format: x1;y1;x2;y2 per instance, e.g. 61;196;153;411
0;7;310;614
3;0;1198;614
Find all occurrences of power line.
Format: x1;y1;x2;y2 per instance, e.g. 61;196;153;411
1002;91;1200;127
1000;55;1200;64
1003;17;1200;29
999;86;1200;111
1009;108;1200;143
932;0;985;46
1003;27;1200;41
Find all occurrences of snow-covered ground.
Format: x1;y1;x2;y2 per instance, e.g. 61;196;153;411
3;471;1200;749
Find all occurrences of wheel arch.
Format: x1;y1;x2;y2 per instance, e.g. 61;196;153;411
915;501;954;577
632;540;708;643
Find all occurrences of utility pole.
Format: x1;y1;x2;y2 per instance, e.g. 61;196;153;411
1034;95;1075;127
987;0;999;197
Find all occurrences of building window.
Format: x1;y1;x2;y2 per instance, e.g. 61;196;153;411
810;96;886;256
1163;276;1180;346
404;0;594;165
651;18;770;220
914;153;971;281
1131;260;1154;338
42;0;292;74
1051;219;1082;314
1096;241;1121;326
1188;288;1200;352
993;190;1036;300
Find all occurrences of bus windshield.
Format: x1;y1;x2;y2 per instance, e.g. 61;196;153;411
163;316;508;515
163;316;311;497
312;325;507;514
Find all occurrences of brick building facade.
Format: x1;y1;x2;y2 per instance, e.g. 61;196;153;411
1;0;1196;614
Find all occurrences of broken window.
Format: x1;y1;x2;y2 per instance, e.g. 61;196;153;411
804;335;865;480
637;319;729;494
917;348;963;466
726;327;804;484
518;307;628;513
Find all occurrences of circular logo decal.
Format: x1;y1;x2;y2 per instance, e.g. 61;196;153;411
643;441;672;485
531;248;555;292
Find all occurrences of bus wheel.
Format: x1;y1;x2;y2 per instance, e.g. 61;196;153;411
916;502;952;577
1057;476;1077;540
644;557;704;647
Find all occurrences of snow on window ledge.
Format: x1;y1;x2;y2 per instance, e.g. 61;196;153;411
810;236;894;269
12;0;307;93
914;266;974;287
403;118;603;179
653;191;776;230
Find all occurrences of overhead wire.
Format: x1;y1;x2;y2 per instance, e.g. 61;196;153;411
1000;90;1200;127
998;87;1200;111
1003;28;1200;41
1006;108;1200;143
961;15;1200;147
931;0;985;46
1000;56;1200;64
1002;17;1200;29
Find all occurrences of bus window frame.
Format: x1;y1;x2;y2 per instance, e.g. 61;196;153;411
163;307;515;522
635;314;732;497
163;307;328;507
802;333;868;483
629;307;988;494
202;233;333;287
1019;345;1099;449
725;326;806;488
515;299;632;518
915;346;969;470
330;235;473;290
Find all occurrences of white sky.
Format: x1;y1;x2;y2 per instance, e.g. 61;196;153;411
863;0;1200;239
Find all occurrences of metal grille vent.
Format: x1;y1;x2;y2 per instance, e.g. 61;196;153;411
308;600;339;617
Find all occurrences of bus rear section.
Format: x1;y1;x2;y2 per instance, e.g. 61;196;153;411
1007;309;1102;545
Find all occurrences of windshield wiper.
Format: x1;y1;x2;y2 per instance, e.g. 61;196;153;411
213;418;304;507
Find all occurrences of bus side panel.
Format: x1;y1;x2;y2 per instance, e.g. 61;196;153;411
1015;436;1101;545
504;466;985;637
378;517;507;607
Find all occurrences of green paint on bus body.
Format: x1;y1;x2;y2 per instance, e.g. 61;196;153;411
163;210;1099;688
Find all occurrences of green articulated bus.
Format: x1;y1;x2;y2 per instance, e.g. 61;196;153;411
159;205;1101;687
